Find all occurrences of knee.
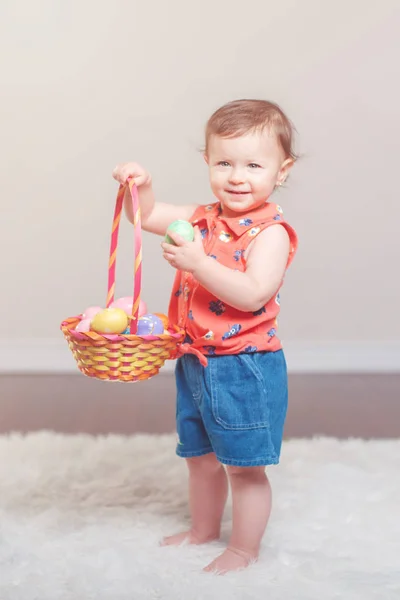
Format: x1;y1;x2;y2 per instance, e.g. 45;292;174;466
227;465;267;482
186;453;223;475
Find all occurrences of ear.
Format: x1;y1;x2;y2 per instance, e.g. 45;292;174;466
277;157;295;186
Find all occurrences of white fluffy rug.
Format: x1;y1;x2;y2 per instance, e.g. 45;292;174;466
0;433;399;599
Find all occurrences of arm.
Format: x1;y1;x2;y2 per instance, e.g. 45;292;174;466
194;225;290;312
113;162;198;236
162;224;290;312
123;184;198;235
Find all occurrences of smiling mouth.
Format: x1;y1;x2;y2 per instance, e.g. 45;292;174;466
225;190;250;195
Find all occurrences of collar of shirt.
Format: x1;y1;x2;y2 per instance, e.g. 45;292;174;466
191;201;282;236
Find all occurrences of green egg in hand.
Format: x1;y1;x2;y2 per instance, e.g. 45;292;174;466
164;220;195;245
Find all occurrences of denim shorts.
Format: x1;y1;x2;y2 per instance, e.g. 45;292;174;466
175;350;288;467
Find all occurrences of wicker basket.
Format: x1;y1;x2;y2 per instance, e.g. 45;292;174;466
60;180;185;382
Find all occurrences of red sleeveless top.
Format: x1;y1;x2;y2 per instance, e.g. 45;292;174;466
168;201;298;359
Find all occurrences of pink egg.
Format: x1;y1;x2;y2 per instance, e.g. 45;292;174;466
110;297;131;312
82;306;102;319
75;318;92;332
110;297;147;317
139;300;148;316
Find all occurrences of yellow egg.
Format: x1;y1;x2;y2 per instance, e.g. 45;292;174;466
90;308;129;334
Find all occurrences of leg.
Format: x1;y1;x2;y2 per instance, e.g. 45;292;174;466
165;356;227;545
204;466;271;574
161;452;228;546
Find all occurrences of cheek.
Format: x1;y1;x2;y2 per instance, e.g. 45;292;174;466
251;172;276;192
209;172;226;190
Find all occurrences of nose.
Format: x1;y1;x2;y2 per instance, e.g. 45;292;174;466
228;168;246;185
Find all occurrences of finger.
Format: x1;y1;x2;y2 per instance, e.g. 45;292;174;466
120;169;134;184
163;252;176;262
112;167;124;183
117;165;145;186
128;173;147;187
163;254;178;269
161;242;178;254
165;230;186;247
113;170;129;184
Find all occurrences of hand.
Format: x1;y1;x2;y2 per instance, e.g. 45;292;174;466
161;226;207;273
112;162;151;187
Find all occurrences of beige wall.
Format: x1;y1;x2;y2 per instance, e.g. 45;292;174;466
1;1;399;369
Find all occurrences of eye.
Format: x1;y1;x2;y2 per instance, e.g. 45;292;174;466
217;161;230;167
248;163;261;169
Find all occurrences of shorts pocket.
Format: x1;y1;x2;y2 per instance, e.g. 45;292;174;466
209;353;270;430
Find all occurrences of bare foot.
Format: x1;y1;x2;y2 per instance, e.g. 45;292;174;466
203;547;257;575
160;530;219;547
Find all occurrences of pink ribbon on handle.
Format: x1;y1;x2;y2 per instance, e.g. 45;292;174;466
106;181;141;334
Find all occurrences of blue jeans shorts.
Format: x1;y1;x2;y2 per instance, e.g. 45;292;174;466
175;350;288;467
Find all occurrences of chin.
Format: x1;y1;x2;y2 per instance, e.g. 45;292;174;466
222;197;265;214
220;193;249;208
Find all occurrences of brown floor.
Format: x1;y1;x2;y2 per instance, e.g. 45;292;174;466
1;373;399;438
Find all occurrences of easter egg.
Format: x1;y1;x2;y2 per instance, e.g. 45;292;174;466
75;318;92;332
165;220;194;245
139;300;148;316
90;308;129;334
145;313;165;332
82;306;102;320
136;314;164;336
110;297;147;317
153;312;169;329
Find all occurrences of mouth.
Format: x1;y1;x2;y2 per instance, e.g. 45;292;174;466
225;190;250;195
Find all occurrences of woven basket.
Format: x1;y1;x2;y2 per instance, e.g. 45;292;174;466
60;180;185;382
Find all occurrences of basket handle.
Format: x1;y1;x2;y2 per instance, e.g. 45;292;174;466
106;179;141;334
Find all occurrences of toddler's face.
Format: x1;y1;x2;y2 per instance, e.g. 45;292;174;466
205;130;291;216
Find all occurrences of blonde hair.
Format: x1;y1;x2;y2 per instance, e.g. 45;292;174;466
205;99;297;160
